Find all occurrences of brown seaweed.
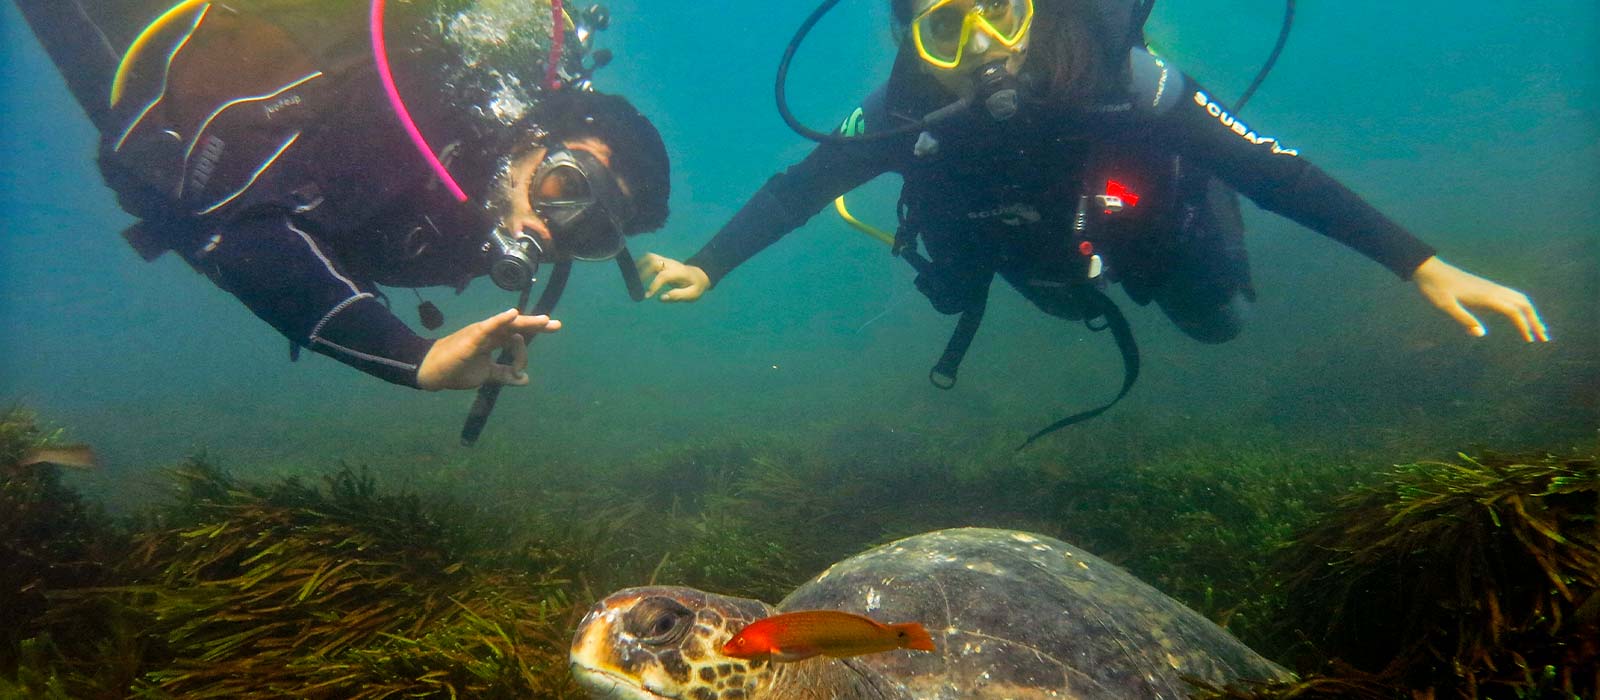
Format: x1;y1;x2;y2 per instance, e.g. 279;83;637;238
1275;452;1599;699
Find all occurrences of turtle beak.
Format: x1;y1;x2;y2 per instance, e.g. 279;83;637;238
569;663;673;700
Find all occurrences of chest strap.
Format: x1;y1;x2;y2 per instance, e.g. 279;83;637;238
895;226;1141;450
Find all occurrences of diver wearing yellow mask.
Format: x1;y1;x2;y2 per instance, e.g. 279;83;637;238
913;0;1033;64
640;0;1546;447
910;0;1034;84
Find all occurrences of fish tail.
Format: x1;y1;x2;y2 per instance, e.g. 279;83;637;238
891;622;935;652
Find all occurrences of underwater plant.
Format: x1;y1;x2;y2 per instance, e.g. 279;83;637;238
3;449;596;698
0;408;131;694
115;458;586;698
1275;451;1599;699
11;406;1593;698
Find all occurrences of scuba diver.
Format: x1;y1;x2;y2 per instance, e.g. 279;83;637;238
12;0;669;397
639;0;1549;447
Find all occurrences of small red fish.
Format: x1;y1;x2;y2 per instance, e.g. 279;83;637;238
721;610;935;662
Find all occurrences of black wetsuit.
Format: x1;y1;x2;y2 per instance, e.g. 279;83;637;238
688;49;1436;343
16;0;525;387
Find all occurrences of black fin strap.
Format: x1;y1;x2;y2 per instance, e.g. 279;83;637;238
1015;290;1140;451
460;261;572;446
930;293;987;389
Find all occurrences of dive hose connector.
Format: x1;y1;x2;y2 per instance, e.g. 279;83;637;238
1070;191;1130;281
1072;194;1106;281
974;61;1020;121
558;4;614;91
913;61;1020;158
572;4;610;48
485;227;544;291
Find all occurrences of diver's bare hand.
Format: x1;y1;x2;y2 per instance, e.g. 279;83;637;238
1412;256;1548;342
637;252;710;302
416;308;561;390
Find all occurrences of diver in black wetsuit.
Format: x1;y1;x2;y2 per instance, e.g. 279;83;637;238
13;0;670;392
640;0;1548;383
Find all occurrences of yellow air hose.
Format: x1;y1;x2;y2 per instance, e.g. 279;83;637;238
834;195;894;246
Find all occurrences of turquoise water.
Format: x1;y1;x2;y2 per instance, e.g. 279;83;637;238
1;0;1596;512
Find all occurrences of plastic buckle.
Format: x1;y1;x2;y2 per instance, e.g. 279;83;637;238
1095;195;1125;214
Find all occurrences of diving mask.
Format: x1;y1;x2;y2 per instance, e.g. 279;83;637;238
911;0;1034;70
528;147;634;262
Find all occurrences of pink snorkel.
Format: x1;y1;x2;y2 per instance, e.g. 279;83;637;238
545;0;565;89
370;0;468;202
369;0;570;207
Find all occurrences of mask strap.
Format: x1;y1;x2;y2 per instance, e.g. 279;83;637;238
614;247;646;302
459;260;572;446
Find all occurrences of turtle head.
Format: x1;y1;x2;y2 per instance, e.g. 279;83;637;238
571;586;778;700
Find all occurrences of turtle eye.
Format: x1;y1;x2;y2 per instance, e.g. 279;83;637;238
627;596;694;646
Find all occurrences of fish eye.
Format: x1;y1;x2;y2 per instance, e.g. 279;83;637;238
627;596;694;646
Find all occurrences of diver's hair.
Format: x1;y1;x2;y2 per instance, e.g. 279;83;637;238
520;90;671;234
890;0;1109;105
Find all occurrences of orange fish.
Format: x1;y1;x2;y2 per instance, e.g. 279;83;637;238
721;610;935;662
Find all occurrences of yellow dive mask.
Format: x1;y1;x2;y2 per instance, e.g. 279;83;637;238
910;0;1034;70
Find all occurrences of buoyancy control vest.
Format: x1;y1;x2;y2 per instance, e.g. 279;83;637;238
872;2;1250;450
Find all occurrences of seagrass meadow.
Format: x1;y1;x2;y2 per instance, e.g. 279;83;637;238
3;407;1596;699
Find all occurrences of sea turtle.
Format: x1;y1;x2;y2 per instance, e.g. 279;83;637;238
570;527;1291;699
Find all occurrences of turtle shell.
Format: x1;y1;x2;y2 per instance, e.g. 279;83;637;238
776;528;1290;699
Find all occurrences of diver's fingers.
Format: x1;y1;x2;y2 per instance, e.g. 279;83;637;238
659;286;701;303
1444;300;1487;338
1496;298;1535;343
508;333;529;379
507;314;561;337
1526;302;1550;342
1503;291;1548;343
469;308;522;352
637;253;673;295
646;272;670;299
483;335;528;386
488;362;529;386
636;252;665;277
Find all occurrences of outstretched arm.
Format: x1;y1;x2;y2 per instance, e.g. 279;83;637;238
180;213;561;388
1146;60;1549;341
640;91;910;302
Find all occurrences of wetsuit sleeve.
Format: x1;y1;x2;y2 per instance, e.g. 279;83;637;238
686;136;903;286
1153;75;1437;279
179;213;436;387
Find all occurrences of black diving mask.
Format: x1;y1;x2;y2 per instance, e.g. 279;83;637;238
528;147;634;262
